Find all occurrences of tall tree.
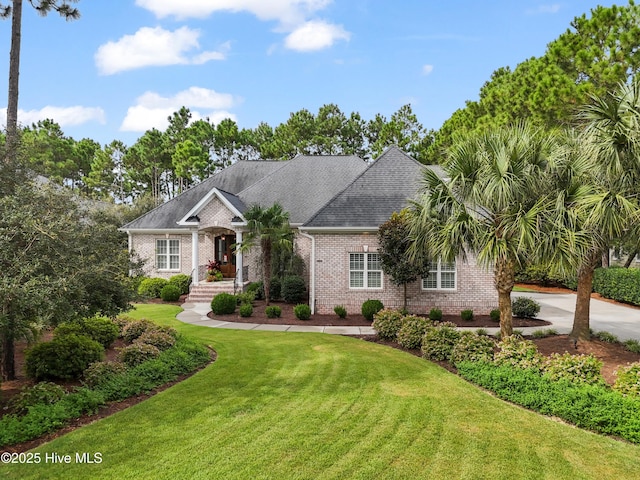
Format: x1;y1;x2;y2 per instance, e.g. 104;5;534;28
2;0;80;164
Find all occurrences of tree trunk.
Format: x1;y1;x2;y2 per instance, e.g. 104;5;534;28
601;249;610;268
494;257;515;338
5;0;23;162
1;330;15;381
263;240;272;306
571;254;598;341
624;249;638;268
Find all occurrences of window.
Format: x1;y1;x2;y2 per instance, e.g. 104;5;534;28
156;239;180;270
422;259;456;290
349;253;382;289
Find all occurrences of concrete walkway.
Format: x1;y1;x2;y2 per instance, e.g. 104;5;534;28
176;293;640;341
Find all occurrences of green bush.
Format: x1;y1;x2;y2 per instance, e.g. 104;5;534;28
83;361;128;389
211;292;237;315
122;319;157;343
53;322;84;338
247;281;264;300
624;339;640;354
334;305;347;319
160;284;182;302
113;314;136;337
168;274;191;294
461;309;474;321
8;382;66;415
397;316;432;350
372;309;404;340
450;331;495;364
25;334;104;381
118;342;161;367
137;277;169;298
236;290;256;305
428;308;443;322
361;299;384;321
494;335;543;370
136;330;176;351
595;331;619;343
489;309;500;322
265;306;282;318
54;317;119;349
614;363;640;396
593;267;640;306
421;324;461;361
239;303;253;317
542;353;604;385
512;297;540;318
269;277;282;300
531;328;558;339
294;304;312;320
282;275;307;303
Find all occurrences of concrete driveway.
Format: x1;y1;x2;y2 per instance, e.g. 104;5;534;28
512;291;640;341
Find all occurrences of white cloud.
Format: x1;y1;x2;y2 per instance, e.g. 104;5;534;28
284;20;350;52
120;87;239;132
526;4;561;15
95;26;228;75
422;64;434;76
1;105;106;128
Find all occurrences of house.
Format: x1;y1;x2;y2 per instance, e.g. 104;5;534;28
121;146;497;315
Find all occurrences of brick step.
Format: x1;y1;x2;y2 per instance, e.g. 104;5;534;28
186;281;248;302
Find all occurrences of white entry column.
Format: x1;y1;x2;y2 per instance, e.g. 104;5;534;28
191;230;199;285
236;230;243;285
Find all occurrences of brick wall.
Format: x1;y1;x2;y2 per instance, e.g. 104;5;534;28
132;233;194;279
311;233;497;315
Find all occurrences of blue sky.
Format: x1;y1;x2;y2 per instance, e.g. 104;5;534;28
0;0;620;147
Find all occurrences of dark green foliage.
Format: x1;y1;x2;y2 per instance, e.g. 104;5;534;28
593;267;640;306
421;324;461;361
294;304;312;320
83;361;128;389
457;361;640;444
122;319;157;343
372;309;404;340
282;275;307;303
239;303;253;317
211;293;237;315
247;281;264;300
265;306;282;318
595;331;619;343
137;277;169;298
168;274;191;295
136;330;176;351
54;316;119;349
236;290;256;305
461;309;474;321
8;382;66;415
361;299;384;321
428;308;443;322
624;339;640;354
118;343;161;367
334;305;347;319
512;297;541;318
397;316;432;350
160;284;182;302
269;277;282;300
25;334;104;381
450;332;495;364
490;309;500;322
53;322;84;338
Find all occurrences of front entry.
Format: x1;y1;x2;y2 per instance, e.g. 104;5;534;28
215;234;236;278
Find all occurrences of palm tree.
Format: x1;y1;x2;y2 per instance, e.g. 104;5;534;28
238;203;292;305
408;123;561;338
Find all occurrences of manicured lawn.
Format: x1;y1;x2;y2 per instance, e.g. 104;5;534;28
2;304;639;479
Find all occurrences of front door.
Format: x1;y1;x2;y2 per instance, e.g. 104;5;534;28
215;235;236;278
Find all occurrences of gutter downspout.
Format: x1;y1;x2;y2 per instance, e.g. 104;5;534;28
300;231;316;313
127;232;133;276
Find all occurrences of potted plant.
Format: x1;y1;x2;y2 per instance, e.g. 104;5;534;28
206;259;223;282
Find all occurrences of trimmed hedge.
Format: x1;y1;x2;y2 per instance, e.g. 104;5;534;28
138;277;169;298
593;267;640;306
211;292;236;315
168;274;192;295
282;276;307;303
25;334;104;381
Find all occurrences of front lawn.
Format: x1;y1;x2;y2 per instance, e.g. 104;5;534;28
2;304;638;479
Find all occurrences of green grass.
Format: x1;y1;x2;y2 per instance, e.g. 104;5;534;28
513;285;538;292
2;304;639;479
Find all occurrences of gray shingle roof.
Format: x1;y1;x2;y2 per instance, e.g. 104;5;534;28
303;146;445;228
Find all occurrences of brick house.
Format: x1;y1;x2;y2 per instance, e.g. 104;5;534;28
121;146;497;314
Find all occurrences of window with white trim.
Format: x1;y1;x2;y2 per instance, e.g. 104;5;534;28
156;239;180;270
349;252;382;289
422;259;456;290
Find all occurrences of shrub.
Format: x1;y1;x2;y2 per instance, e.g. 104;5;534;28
532;328;558;339
614;363;640;396
269;277;281;300
361;299;384;321
53;321;84;338
160;284;182;302
450;332;495;364
81;316;120;348
136;330;176;351
421;324;461;361
428;308;443;322
460;309;474;321
83;361;128;389
118;343;161;367
593;266;640;306
595;331;619;343
137;277;169;298
211;292;237;315
489;309;500;322
282;275;307;303
265;306;282;318
475;328;488;336
236;290;256;305
122;319;157;343
397;316;432;350
542;353;604;385
334;305;347;319
25;334;104;381
512;297;540;318
8;382;66;415
247;281;264;300
624;339;640;354
494;335;543;370
113;314;136;337
294;304;312;320
239;303;253;317
168;274;191;295
372;309;404;340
